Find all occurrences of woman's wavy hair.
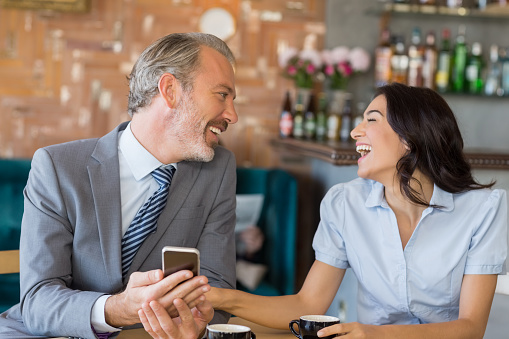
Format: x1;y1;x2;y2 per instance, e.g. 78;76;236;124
375;82;494;207
127;32;235;117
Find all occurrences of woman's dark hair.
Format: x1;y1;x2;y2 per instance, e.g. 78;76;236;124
374;82;494;207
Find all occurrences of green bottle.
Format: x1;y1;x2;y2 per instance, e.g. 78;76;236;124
304;94;317;140
292;94;304;139
465;42;483;95
451;25;467;93
315;93;327;142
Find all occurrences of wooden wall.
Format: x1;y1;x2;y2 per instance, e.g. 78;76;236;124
0;0;325;168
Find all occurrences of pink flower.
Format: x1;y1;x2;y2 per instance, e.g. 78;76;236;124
337;62;353;77
299;49;322;68
324;64;335;76
321;50;334;65
349;47;370;72
330;46;350;64
306;63;316;74
278;47;298;68
287;65;297;76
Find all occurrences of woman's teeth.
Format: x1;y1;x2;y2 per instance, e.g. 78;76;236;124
356;145;371;157
209;126;222;135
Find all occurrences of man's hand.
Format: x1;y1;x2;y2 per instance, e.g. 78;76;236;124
139;298;214;339
105;269;210;327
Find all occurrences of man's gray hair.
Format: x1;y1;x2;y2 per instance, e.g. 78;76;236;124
127;32;235;117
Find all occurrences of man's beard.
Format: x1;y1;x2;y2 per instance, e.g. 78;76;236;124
171;91;217;162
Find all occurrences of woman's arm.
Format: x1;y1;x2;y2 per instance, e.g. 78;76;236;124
318;274;498;339
208;260;346;329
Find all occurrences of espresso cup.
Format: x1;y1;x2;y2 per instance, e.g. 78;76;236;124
206;324;256;339
289;315;340;339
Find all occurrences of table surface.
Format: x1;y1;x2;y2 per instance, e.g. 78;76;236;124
112;317;294;339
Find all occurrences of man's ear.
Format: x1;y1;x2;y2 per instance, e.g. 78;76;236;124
158;73;180;108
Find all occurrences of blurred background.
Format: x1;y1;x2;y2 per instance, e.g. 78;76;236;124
0;0;508;337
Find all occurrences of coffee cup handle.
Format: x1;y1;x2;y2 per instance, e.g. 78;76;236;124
289;320;301;339
250;332;256;339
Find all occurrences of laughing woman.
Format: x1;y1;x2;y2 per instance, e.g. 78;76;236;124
140;83;507;339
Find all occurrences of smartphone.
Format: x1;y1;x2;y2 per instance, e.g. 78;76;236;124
162;246;200;278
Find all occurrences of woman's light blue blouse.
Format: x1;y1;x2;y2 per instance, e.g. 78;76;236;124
313;178;508;325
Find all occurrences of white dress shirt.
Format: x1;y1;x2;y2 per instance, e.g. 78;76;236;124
92;122;177;332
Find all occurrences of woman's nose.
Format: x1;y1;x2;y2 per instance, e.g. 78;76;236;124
350;121;365;140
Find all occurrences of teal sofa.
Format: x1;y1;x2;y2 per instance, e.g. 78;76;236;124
236;168;298;296
0;158;31;313
0;162;298;312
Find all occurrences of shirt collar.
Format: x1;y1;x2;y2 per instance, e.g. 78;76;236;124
119;122;177;181
365;180;454;212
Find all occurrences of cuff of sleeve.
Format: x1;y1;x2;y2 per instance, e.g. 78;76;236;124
464;264;504;275
91;295;122;333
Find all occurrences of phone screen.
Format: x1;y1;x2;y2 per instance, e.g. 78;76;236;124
162;246;200;277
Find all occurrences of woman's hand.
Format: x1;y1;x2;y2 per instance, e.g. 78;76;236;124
318;322;381;339
139;298;214;339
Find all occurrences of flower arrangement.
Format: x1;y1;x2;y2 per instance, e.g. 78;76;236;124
278;47;322;89
321;46;371;90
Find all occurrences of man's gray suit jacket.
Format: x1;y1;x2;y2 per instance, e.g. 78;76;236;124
0;122;237;338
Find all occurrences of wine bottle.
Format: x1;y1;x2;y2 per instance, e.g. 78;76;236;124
375;27;393;88
484;45;502;96
422;31;437;89
304;94;317;140
292;94;305;139
451;25;468;93
407;27;424;87
435;28;451;93
465;42;483;94
278;91;293;138
390;35;409;85
340;93;353;143
315;93;328;141
326;93;342;142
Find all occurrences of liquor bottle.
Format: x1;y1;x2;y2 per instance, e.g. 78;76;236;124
484;44;502;96
501;47;509;96
465;42;483;94
315;92;328;141
451;25;468;93
326;92;342;141
435;28;451;93
304;94;317;140
340;93;353;143
407;27;424;87
390;35;409;84
375;27;393;87
422;31;437;89
278;91;293;138
292;95;305;139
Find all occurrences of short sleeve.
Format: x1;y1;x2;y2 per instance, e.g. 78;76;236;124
465;189;508;275
312;185;350;269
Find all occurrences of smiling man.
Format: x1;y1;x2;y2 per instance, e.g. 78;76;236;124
0;33;238;339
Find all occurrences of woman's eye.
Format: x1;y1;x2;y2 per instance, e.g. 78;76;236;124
367;118;376;122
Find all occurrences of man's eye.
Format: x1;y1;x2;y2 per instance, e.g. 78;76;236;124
219;92;227;99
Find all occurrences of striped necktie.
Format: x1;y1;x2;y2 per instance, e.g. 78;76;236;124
121;165;176;278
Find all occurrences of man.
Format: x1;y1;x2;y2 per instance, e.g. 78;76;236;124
0;32;238;338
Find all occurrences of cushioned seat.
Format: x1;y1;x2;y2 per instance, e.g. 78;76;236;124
236;167;298;295
0;158;31;313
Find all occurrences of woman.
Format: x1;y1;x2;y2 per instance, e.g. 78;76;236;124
140;83;507;339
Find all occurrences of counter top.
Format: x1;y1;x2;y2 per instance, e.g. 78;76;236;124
271;138;509;170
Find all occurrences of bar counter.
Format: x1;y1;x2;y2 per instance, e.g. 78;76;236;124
271;138;509;170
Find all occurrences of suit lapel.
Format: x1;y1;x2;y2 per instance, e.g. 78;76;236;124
89;122;127;290
127;161;202;275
